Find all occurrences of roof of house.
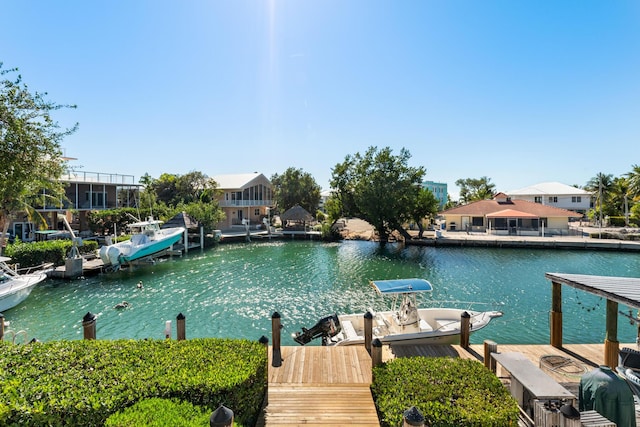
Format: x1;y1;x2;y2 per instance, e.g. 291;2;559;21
507;182;590;196
162;211;200;230
211;173;270;190
441;197;582;218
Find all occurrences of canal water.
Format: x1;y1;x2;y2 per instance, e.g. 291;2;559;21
4;240;640;346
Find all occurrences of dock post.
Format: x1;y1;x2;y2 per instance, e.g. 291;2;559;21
403;406;425;427
460;311;471;348
176;313;186;341
82;312;97;340
550;281;563;348
371;338;383;368
364;311;373;354
0;313;4;341
483;340;498;372
271;312;282;367
210;404;234;427
184;229;189;254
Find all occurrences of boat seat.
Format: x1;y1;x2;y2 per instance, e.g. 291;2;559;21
340;320;358;340
419;318;433;332
435;319;459;332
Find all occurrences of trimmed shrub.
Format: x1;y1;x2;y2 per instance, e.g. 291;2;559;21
105;398;211;427
0;338;266;426
372;357;519;427
4;239;98;267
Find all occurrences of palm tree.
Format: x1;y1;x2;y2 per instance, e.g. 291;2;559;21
626;164;640;201
585;173;614;225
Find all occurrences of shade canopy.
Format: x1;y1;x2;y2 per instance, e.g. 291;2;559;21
281;205;314;222
370;278;433;295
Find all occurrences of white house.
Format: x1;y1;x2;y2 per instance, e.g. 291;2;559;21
506;182;590;215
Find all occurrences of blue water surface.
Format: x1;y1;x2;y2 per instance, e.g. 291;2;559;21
4;240;640;346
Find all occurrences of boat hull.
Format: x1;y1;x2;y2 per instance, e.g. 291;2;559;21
0;273;47;312
329;307;502;346
99;227;185;267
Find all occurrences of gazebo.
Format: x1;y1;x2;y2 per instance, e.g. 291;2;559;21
545;272;640;368
280;205;314;231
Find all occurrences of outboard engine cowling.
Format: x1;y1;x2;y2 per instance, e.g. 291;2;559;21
293;314;341;345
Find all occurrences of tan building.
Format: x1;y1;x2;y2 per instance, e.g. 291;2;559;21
440;193;582;236
212;173;273;230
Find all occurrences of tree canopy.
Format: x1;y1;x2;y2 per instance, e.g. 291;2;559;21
330;146;426;245
0;64;77;250
455;176;496;204
271;167;321;214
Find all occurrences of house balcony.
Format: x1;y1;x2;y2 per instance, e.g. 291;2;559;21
218;199;273;208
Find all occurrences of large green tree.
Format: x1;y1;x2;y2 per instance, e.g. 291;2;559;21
455;176;496;204
271;167;321;214
330;146;425;245
409;187;440;239
0;64;77;250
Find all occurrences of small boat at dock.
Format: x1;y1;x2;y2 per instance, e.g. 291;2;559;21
99;217;185;270
0;256;49;312
293;278;503;346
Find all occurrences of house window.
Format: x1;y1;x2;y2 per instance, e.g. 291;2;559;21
534;196;542;204
254;208;260;216
572;196;582;203
548;196;558;203
472;217;483;226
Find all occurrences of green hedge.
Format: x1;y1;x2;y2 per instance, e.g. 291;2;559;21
372;357;519;427
0;338;267;426
105;398;212;426
4;239;98;268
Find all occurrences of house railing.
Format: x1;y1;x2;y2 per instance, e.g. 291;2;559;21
219;200;273;208
60;171;139;185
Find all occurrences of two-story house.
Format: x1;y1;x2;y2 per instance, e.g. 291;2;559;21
212;173;274;230
506;182;590;215
10;170;141;241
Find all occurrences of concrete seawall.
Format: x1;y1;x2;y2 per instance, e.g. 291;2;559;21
405;233;640;252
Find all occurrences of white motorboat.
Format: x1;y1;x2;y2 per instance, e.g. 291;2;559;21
0;256;48;312
99;217;185;270
293;278;503;346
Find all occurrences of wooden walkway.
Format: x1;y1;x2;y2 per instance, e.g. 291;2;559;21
260;346;378;427
258;342;634;426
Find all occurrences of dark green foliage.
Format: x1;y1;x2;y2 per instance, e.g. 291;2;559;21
105;398;211;427
0;338;267;426
271;167;321;213
371;357;519;427
4;239;98;267
320;222;341;242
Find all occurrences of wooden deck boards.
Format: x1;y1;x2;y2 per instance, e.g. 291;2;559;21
263;346;376;426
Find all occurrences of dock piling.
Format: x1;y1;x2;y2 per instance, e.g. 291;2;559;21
483;340;498;372
82;312;97;340
271;312;282;367
460;311;471;348
364;311;373;354
176;313;186;341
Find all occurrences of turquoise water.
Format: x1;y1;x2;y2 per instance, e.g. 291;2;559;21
4;240;640;346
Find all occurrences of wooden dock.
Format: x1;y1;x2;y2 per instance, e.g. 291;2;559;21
260;346;379;427
258;342;635;426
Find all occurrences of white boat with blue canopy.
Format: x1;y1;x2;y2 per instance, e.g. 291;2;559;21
294;278;503;346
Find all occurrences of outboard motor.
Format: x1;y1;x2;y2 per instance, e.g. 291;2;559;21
293;314;341;345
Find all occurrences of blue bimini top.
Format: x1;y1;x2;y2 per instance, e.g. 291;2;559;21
370;278;433;295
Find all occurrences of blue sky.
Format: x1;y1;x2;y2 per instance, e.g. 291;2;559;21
2;1;639;199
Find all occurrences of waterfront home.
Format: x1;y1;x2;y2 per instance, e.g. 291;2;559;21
212;173;274;230
440;193;582;236
8;169;141;241
506;181;591;215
